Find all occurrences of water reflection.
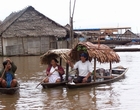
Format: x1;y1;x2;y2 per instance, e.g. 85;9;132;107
0;93;19;110
0;52;140;109
41;88;65;109
16;81;45;109
66;88;96;110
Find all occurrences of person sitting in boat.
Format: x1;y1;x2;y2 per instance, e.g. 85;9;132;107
67;53;93;83
44;58;65;83
0;58;17;88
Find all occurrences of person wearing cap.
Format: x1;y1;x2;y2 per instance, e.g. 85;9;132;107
0;58;17;88
67;52;93;83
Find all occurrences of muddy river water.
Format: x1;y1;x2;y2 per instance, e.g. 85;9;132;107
0;52;140;110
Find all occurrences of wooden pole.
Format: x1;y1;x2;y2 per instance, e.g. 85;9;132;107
66;63;69;81
69;0;72;48
1;61;9;79
110;61;112;76
71;17;74;48
98;36;100;48
36;69;56;88
72;0;76;18
69;0;76;48
98;33;101;48
60;57;62;66
93;58;96;82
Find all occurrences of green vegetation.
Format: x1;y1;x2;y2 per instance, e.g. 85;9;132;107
77;45;87;53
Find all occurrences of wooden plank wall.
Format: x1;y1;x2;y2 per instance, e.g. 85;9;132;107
0;38;2;55
5;37;56;56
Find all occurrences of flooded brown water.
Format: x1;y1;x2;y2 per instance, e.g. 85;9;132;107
0;52;140;110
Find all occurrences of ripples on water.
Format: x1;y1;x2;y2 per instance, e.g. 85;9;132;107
0;52;140;110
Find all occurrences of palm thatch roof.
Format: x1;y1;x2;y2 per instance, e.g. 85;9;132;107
119;30;139;38
0;6;67;38
69;42;120;63
40;49;71;65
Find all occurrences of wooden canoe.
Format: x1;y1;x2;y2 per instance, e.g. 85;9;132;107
66;68;128;89
41;81;67;89
0;83;20;94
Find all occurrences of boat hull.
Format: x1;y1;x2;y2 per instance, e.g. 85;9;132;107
0;83;20;94
67;68;128;89
41;81;67;89
92;40;131;45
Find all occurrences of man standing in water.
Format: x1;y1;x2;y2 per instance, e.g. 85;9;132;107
0;58;17;88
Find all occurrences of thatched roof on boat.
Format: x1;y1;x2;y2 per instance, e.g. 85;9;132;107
69;42;120;63
40;49;71;65
0;6;67;38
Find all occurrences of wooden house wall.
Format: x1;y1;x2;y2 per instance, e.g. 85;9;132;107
0;38;2;55
3;36;57;56
40;37;50;53
57;41;68;48
57;38;79;49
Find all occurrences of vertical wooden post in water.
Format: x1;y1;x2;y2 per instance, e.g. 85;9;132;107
60;57;62;66
110;62;112;76
93;58;96;82
66;63;69;81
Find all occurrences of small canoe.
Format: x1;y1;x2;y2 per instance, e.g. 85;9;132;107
67;67;128;89
0;83;20;94
41;81;67;89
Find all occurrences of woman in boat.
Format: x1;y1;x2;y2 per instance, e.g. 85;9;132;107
44;58;65;83
67;52;93;83
0;58;17;88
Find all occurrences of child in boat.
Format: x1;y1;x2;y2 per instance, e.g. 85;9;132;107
67;53;93;83
44;58;65;83
0;58;17;88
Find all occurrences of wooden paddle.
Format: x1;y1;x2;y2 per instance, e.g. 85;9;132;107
36;69;56;88
1;61;9;79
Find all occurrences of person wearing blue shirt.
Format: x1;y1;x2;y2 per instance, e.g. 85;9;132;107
0;58;17;88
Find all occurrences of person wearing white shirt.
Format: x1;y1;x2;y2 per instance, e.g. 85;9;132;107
68;53;93;83
44;58;65;83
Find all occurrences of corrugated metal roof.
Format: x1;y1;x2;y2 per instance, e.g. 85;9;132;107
74;28;100;31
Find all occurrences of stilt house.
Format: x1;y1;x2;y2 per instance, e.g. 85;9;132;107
0;6;68;56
